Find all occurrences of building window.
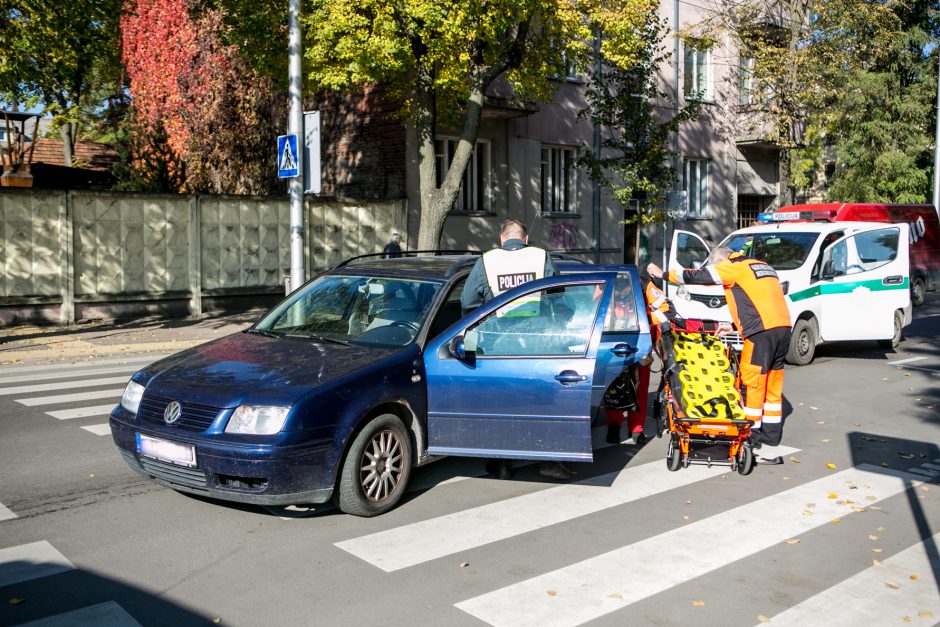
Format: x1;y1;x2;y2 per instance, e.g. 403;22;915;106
683;159;709;217
739;56;755;105
684;46;710;100
541;146;578;213
435;138;490;212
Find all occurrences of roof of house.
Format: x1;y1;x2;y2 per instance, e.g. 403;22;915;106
28;139;119;172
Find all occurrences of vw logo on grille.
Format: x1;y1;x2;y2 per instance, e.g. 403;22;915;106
164;401;182;425
708;297;722;308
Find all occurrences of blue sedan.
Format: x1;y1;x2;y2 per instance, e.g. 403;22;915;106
110;255;652;516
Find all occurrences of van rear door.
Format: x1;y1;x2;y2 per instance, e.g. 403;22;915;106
810;224;910;341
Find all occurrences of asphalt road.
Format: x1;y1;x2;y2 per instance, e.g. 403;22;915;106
1;298;938;626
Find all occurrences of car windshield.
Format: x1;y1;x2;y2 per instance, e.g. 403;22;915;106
718;232;819;270
253;275;443;347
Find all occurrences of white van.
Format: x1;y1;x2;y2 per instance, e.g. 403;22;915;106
666;221;912;365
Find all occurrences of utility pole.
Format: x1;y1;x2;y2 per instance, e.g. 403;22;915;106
933;51;940;215
288;0;305;291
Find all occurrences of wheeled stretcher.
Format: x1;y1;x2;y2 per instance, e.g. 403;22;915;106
654;320;756;475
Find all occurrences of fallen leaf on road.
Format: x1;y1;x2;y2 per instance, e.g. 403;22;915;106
608;593;623;599
828;492;838;499
8;598;25;605
806;503;816;508
789;457;801;463
882;378;889;381
810;406;818;410
878;527;885;531
872;548;884;553
921;486;930;492
869;535;879;541
866;496;878;501
881;462;890;468
898;453;914;459
822;439;831;443
784;538;800;544
686;499;693;505
852;507;868;513
547;590;558;597
816;421;825;425
692;601;705;606
902;616;912;622
831;518;841;523
460;562;470;568
885;582;899;589
873;560;882;566
918;611;934;619
826;463;837;470
870;506;882;510
803;511;813;516
910;575;918;580
212;619;222;625
757;614;772;623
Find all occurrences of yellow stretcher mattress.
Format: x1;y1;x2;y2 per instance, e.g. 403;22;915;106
666;331;744;421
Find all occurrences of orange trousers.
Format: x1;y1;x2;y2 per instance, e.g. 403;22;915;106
739;327;790;446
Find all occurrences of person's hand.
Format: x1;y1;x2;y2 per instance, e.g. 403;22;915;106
647;263;663;279
715;322;734;337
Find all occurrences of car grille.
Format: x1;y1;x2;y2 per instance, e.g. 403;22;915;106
138;395;222;431
689;293;727;308
121;450;208;490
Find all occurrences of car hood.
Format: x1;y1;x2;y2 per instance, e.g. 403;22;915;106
139;332;401;408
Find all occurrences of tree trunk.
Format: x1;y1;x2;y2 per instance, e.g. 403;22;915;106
60;123;75;168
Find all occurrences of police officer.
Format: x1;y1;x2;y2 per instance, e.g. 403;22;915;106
461;219;557;314
648;247;791;464
461;220;575;479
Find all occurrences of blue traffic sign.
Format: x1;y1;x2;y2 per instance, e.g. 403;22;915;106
277;134;299;178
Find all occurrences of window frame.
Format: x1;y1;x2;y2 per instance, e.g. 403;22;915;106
683;158;709;218
540;145;579;214
683;45;710;101
435;137;492;213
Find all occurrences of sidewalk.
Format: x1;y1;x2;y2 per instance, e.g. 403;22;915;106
0;311;265;368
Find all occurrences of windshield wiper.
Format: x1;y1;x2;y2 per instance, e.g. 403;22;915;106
246;328;282;338
284;332;351;347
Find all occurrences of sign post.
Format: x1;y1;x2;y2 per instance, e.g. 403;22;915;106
286;0;304;292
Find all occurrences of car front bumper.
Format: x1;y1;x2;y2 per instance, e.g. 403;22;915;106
110;409;336;506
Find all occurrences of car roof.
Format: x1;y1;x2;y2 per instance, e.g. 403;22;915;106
729;221;878;235
329;254;479;281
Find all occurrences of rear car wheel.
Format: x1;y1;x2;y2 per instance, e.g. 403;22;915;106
877;310;903;350
786;319;816;366
335;413;413;517
911;276;926;307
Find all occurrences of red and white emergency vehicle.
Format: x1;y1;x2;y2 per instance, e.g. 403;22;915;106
771;203;940;305
667;220;912;366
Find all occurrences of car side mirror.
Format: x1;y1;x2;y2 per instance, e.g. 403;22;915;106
448;335;467;359
822;260;836;280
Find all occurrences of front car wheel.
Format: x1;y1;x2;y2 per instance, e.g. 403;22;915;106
335;413;413;517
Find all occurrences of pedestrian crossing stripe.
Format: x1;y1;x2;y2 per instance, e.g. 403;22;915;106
454;465;924;627
0;501;15;522
0;541;74;588
15;601;143;627
336;446;800;572
758;531;940;626
0;376;129;396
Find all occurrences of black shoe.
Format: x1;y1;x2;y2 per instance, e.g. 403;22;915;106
757;456;783;465
606;423;621;444
633;432;649;445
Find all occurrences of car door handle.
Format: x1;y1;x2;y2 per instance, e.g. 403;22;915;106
555;370;587;385
883;275;903;285
610;343;636;357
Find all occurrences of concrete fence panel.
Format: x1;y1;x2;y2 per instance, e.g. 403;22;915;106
0;190;63;300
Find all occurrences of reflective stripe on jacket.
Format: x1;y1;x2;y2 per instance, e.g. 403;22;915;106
667;252;789;337
644;281;676;325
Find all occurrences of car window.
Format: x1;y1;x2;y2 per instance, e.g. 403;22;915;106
720;232;819;270
811;230;844;281
255;275;442;347
676;233;710;268
603;273;639;333
823;227;899;277
464;283;601;357
427;277;467;339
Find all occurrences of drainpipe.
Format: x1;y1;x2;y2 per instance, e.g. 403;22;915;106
593;35;602;264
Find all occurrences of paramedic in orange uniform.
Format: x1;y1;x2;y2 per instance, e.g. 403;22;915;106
648;248;791;456
645;276;677;347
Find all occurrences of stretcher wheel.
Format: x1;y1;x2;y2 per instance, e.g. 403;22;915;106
666;434;682;472
737;442;754;476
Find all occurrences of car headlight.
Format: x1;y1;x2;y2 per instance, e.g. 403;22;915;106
120;380;145;414
225;405;290;435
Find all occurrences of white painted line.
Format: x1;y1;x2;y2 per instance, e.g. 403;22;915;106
16;388;124;407
886;356;928;365
0;376;130;396
337;446;801;572
890;365;940;374
0;355;161;375
455;465;922;627
46;404;117;420
758;532;940;627
81;424;112;436
0;501;15;522
16;601;143;627
0;365;142;385
0;541;75;587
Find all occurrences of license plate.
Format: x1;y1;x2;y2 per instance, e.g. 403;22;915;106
136;433;197;467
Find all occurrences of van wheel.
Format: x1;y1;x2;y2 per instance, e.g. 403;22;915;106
786;319;816;366
334;413;413;517
911;276;925;307
878;310;903;350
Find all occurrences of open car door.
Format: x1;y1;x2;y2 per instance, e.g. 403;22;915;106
423;273;621;462
812;223;911;342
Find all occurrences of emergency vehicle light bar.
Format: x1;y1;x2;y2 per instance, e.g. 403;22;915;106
756;210;838;223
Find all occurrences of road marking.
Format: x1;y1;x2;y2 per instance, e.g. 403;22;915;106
455;465;921;627
0;376;130;396
0;501;15;522
0;541;75;587
45;404;117;420
0;355;160;376
337;446;801;572
81;424;112;436
921;463;940;472
0;365;141;385
758;532;940;627
887;364;940;374
16;388;124;407
909;468;939;478
15;601;142;627
886;356;928;365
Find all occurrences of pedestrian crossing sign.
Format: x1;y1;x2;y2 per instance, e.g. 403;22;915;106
277;134;299;178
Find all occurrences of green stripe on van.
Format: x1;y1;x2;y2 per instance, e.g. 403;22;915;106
789;276;909;302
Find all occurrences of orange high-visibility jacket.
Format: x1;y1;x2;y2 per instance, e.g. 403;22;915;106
666;252;789;338
644;280;676;325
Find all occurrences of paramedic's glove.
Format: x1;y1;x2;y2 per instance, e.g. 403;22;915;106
647;263;663;280
715;322;734;337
